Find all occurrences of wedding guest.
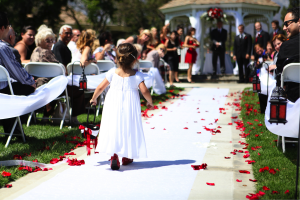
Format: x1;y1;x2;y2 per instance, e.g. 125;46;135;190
14;25;36;63
72;29;96;66
2;26;21;64
166;31;179;86
52;25;72;67
138;27;144;35
265;41;275;61
150;27;159;47
145;44;166;76
276;7;300;102
269;20;285;40
160;24;169;45
268;34;287;73
52;24;84;125
210;21;227;77
123;29;152;54
93;31;115;62
133;44;142;70
233;24;252;83
68;29;80;56
184;27;200;82
0;11;36;134
90;43;153;170
251;22;269;60
30;26;58;118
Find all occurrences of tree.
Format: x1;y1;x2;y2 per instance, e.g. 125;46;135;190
281;0;300;22
0;0;68;34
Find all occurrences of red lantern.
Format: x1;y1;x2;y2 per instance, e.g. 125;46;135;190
79;69;87;91
252;74;261;93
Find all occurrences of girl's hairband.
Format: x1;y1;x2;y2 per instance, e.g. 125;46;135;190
130;54;136;59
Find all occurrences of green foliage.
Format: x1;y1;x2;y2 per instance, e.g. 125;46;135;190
281;0;300;23
0;0;68;34
241;89;298;199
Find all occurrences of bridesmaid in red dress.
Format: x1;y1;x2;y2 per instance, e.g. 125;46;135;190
160;24;170;45
184;27;200;82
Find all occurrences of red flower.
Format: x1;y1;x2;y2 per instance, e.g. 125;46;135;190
1;171;11;177
206;182;215;186
259;166;269;173
244;36;247;39
255;134;259;137
262;186;270;191
269;169;276;174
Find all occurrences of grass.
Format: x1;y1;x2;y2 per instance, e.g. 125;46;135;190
0;86;183;188
241;88;298;199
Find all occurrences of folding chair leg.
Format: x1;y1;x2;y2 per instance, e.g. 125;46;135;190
96;94;103;116
282;136;286;153
59;109;67;129
27;112;34;127
65;88;71;123
5;118;18;148
277;135;280;147
17;117;26;143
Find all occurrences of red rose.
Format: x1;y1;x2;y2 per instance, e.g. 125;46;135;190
260;35;262;38
244;36;247;39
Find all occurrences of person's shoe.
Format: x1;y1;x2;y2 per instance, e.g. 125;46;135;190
122;157;133;165
221;67;225;74
110;154;120;170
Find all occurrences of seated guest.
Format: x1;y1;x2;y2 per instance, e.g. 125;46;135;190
52;24;85;125
93;31;115;63
150;27;159;48
68;29;80;56
0;11;36;134
133;44;142;71
254;44;267;64
72;29;97;66
123;29;152;55
14;25;36;63
276;7;300;102
145;44;166;77
2;26;21;64
268;34;287;73
30;26;58;118
265;41;275;61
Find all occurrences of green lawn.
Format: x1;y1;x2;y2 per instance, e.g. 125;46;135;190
0;86;183;188
241;89;298;199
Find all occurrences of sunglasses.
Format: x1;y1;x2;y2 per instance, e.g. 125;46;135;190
160;48;165;52
76;34;80;37
144;34;150;38
283;18;298;27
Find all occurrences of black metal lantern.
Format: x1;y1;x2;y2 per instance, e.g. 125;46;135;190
268;74;287;124
79;69;87;91
252;74;261;93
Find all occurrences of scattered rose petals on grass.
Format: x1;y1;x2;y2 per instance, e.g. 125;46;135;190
259;166;269;173
191;163;207;170
206;182;215;186
1;171;11;177
269;169;276;174
263;186;270;191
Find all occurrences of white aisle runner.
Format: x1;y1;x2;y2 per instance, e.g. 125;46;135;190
16;88;228;200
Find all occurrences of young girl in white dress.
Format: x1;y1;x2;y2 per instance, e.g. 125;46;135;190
90;43;153;170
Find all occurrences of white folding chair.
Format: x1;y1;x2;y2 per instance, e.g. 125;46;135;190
0;65;26;147
96;60;115;73
159;58;168;85
66;63;103;116
24;62;70;129
139;60;154;94
277;63;300;152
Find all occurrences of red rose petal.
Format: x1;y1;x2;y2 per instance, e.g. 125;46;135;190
197;132;201;134
269;169;276;174
184;127;188;129
206;182;215;186
249;179;257;182
1;171;11;177
163;128;166;130
225;157;231;159
236;179;242;182
243;154;250;158
228;123;232;125
284;190;289;194
4;184;12;188
239;170;250;174
272;190;279;194
263;186;270;191
151;127;155;129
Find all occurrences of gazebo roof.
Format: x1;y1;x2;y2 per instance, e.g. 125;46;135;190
159;0;279;10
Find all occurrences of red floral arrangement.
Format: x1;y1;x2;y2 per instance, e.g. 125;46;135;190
201;8;227;23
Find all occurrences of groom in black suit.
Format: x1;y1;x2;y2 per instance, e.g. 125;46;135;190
210;21;227;77
233;24;252;83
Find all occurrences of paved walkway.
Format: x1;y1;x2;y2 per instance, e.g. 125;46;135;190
0;82;254;200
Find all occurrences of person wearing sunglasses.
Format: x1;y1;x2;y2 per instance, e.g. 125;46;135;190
67;29;80;56
276;7;300;103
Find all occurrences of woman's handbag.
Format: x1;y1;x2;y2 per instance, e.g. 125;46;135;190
78;106;99;155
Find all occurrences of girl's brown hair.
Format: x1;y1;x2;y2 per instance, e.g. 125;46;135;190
254;43;264;51
116;43;138;70
271;34;287;43
76;29;96;53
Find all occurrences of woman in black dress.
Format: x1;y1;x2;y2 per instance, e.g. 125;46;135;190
165;31;179;86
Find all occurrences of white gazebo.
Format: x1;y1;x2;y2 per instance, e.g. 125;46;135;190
159;0;280;75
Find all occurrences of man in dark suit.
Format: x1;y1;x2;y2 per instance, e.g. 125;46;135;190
210;21;227;77
233;24;252;83
269;20;285;40
251;22;269;60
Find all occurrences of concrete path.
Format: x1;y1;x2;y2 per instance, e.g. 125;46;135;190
0;82;254;200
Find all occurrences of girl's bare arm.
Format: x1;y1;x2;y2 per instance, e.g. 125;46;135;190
139;81;154;109
90;78;110;105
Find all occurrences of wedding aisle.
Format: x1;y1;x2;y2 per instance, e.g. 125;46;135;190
15;88;229;200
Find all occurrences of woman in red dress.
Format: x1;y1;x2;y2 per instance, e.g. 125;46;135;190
184;27;200;82
160;24;170;45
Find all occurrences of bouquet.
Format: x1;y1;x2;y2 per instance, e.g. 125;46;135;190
201;8;227;23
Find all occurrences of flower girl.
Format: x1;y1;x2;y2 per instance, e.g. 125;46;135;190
90;43;153;170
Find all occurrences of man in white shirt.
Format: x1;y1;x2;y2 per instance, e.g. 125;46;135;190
67;29;80;55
